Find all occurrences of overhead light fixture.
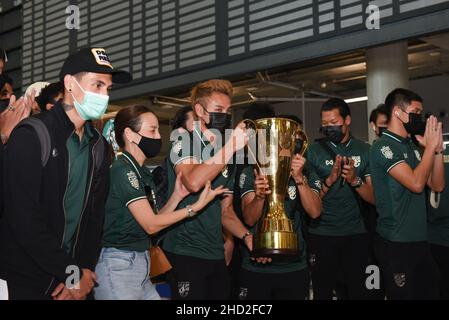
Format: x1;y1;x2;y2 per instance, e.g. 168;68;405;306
345;96;368;104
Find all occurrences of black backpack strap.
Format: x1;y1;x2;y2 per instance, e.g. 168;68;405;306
18;118;51;167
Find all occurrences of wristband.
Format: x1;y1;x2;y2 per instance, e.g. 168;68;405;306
186;205;197;218
242;231;252;241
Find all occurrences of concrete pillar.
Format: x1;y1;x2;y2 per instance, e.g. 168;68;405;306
366;42;409;143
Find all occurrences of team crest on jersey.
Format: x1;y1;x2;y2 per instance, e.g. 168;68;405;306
325;160;334;166
172;141;182;155
309;254;317;267
178;282;190;298
351;156;361;168
381;146;393;159
222;166;229;178
239;173;247;189
127;171;139;190
414;150;422;161
394;273;406;288
238;287;248;300
288;186;297;200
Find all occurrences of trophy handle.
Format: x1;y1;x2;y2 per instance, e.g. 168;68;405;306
242;119;257;131
242;119;264;174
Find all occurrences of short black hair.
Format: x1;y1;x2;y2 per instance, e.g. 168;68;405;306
36;82;64;112
171;106;193;130
321;98;351;119
369;104;388;123
243;103;275;121
384;88;423;121
278;114;303;126
0;73;13;90
0;48;5;62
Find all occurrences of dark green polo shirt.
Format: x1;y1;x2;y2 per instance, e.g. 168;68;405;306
102;152;154;252
238;165;321;273
370;130;426;242
63;124;93;253
163;129;236;260
306;137;370;236
427;147;449;247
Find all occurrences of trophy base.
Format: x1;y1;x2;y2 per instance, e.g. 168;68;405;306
253;231;298;260
251;248;298;258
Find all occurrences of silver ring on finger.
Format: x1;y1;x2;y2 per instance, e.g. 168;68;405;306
8;106;16;112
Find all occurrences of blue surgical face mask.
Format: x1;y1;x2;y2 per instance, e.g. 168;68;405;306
70;78;109;120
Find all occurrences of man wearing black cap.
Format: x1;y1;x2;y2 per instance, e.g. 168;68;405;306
0;48;131;300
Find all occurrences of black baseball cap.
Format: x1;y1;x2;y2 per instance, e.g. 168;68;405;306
59;47;132;84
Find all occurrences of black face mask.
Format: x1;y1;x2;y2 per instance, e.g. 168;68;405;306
402;112;425;136
201;105;232;132
0;99;9;112
321;125;345;144
136;134;162;159
378;126;387;137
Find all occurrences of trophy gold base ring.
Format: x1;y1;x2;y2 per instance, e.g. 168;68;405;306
253;230;298;256
252;203;298;257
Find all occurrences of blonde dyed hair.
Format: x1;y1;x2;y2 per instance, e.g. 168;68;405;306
190;79;233;114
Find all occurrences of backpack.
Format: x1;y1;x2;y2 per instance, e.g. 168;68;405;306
15;117;104;168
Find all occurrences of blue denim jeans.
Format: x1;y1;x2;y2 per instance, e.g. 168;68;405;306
94;248;160;300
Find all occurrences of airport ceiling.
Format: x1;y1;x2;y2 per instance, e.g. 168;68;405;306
112;31;449;121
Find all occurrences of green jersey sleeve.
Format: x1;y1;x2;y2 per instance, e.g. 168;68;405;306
373;143;406;173
169;131;198;168
306;164;322;194
239;166;256;199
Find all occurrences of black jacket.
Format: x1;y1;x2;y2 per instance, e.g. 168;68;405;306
0;144;3;219
0;103;110;296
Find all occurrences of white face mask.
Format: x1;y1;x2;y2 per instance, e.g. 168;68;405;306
70;78;109;120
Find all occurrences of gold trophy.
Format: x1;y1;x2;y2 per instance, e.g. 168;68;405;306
244;118;308;257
